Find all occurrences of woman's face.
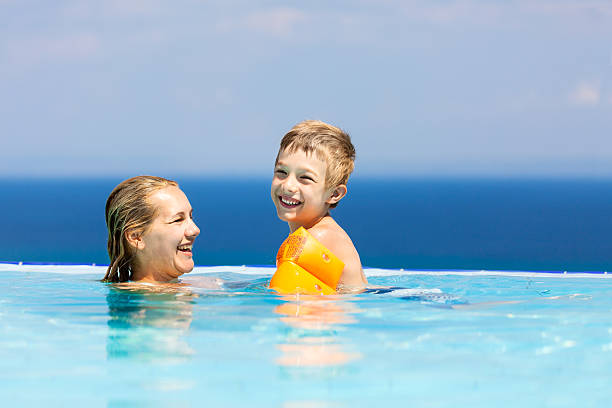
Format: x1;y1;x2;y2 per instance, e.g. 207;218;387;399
132;186;200;281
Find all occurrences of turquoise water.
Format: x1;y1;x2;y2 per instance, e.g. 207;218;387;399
1;265;610;407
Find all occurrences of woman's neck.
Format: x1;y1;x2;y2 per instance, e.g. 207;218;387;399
131;265;179;283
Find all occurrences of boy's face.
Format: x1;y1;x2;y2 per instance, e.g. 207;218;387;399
271;149;336;229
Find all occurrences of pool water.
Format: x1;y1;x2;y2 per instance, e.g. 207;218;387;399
1;264;611;407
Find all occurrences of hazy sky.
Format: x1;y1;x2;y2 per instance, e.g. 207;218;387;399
1;0;611;178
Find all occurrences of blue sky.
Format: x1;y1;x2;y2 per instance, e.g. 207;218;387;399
1;0;611;178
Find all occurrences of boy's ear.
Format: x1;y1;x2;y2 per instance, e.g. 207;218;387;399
327;184;347;205
125;229;144;250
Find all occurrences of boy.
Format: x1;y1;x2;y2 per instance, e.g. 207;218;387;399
271;120;368;291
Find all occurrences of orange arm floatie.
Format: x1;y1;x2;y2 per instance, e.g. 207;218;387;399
269;227;345;295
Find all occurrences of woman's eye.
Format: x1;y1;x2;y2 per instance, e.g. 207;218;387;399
172;218;184;223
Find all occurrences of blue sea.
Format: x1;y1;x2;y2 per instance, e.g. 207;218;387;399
3;177;612;407
1;177;611;271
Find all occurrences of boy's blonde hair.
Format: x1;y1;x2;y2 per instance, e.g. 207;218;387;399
103;175;178;283
277;120;355;207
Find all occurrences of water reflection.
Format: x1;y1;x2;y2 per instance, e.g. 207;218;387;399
274;295;361;367
106;283;196;362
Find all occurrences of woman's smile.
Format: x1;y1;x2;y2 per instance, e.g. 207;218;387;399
177;243;193;254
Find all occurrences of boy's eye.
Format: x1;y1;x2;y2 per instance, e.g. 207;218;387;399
275;169;287;176
301;175;314;182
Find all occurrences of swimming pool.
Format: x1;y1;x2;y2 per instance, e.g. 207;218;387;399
1;263;610;407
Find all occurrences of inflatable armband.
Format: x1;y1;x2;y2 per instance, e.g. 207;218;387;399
269;227;344;295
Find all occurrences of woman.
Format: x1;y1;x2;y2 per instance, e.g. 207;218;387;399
103;176;201;283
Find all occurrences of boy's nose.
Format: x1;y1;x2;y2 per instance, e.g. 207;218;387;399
283;176;298;192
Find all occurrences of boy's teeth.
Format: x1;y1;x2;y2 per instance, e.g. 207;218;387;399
281;197;300;205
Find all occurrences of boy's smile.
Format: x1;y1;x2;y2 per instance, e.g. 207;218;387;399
279;196;301;208
271;149;335;231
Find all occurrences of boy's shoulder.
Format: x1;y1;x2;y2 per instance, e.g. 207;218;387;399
307;216;359;265
307;215;366;288
308;216;350;246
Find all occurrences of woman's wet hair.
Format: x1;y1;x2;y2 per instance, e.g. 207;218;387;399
103;176;178;283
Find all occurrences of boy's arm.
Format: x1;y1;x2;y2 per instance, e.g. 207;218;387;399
310;228;368;289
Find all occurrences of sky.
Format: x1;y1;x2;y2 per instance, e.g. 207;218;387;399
1;0;611;178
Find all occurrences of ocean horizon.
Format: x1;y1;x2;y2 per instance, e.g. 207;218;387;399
2;176;611;272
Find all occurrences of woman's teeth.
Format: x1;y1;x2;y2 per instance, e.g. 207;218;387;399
177;244;192;252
